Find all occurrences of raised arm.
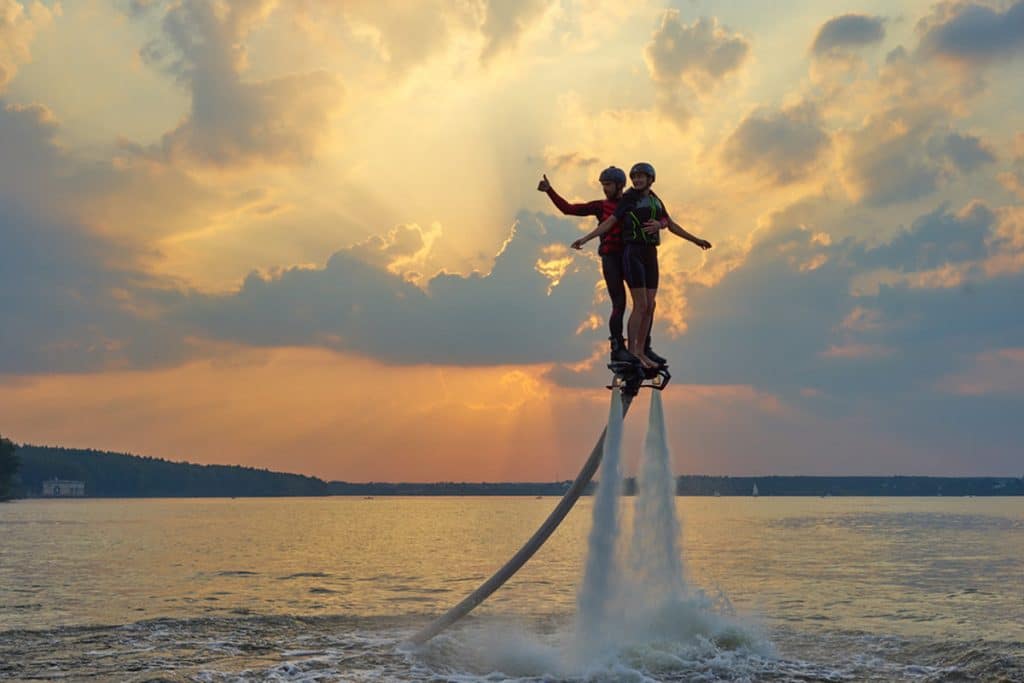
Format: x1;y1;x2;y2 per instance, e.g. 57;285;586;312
537;174;601;217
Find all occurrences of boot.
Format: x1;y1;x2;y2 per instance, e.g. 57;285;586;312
645;335;667;367
609;336;639;364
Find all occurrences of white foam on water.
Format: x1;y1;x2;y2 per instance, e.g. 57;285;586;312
410;390;776;680
416;623;569;680
414;613;773;682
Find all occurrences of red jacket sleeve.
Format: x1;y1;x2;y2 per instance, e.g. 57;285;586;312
545;188;602;218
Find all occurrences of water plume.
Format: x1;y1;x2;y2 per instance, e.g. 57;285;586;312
630;390;685;602
574;388;625;653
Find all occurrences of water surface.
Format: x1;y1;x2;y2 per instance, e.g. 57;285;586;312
2;496;1021;680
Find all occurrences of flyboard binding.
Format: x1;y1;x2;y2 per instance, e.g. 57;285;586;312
607;360;671;396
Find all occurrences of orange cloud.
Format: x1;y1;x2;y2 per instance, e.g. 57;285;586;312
0;0;56;92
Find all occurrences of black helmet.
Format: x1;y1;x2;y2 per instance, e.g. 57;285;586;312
630;162;656;182
598;166;627;185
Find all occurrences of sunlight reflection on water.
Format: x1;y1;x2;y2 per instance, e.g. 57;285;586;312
1;496;1022;680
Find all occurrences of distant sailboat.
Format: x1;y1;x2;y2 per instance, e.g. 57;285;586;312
752;483;759;497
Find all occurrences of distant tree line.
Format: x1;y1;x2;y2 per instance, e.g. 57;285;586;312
0;435;20;500
668;475;1024;497
7;440;1023;498
331;475;1024;497
16;445;329;497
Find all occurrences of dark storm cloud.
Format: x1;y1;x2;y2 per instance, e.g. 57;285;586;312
811;14;886;56
721;103;831;185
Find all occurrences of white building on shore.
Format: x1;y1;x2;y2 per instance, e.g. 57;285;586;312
42;479;85;497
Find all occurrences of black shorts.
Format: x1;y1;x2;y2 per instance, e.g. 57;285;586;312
623;243;659;290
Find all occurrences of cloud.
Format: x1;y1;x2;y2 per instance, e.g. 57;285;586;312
0;101;60;205
838;108;940;206
0;105;194;374
480;0;551;63
999;133;1024;198
938;348;1024;396
645;12;750;91
0;97;607;374
917;0;1024;65
290;0;477;75
0;102;251;374
0;0;57;92
182;212;603;366
665;198;1024;405
0;96;234;249
527;149;600;172
860;200;994;272
0;197;187;375
288;0;556;73
819;343;895;359
942;132;996;173
0;199;608;373
811;14;886;58
721;102;830;185
837;105;996;206
644;11;750;127
620;199;1023;472
122;0;158;18
139;0;343;168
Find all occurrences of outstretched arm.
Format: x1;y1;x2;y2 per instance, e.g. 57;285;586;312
666;218;711;250
571;215;618;250
537;174;601;217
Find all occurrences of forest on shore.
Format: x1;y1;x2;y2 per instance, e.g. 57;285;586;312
0;436;18;500
4;441;1021;498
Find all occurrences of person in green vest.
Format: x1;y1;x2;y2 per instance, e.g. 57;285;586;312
571;162;711;368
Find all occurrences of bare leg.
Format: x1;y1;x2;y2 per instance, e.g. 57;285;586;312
628;287;656;368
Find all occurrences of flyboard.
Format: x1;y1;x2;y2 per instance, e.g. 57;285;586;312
408;360;670;645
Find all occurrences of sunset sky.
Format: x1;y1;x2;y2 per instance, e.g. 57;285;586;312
2;0;1023;481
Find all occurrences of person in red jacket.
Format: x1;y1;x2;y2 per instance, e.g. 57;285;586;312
571;163;712;368
538;167;642;364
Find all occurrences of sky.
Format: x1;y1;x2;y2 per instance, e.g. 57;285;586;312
1;0;1023;481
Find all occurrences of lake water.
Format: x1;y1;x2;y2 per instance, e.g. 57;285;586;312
1;497;1022;681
